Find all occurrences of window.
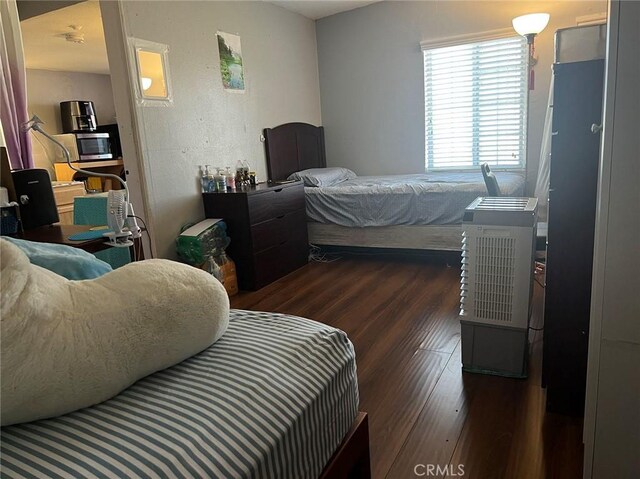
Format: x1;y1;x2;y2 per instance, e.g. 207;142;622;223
423;35;528;170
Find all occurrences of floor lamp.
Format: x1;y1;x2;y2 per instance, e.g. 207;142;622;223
512;13;550;193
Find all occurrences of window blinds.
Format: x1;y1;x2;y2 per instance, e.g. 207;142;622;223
423;35;528;170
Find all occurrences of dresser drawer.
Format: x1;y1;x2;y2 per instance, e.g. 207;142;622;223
53;183;86;207
248;184;304;225
253;239;308;288
251;210;306;253
202;182;307;290
56;205;75;225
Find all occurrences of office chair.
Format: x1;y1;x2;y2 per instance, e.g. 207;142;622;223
481;163;501;196
480;163;547;253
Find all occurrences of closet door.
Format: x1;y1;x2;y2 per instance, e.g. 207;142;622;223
543;59;604;416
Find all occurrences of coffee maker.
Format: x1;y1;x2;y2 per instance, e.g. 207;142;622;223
60;100;97;133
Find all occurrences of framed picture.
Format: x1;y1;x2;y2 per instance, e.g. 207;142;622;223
217;31;244;92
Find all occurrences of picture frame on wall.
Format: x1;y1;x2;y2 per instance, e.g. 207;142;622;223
217;31;245;92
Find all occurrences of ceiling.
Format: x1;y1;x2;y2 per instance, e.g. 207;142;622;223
271;1;381;20
20;0;109;75
19;0;380;75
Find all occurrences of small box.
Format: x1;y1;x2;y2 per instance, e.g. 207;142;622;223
0;205;20;235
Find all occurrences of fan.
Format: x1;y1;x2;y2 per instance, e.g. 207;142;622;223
23;115;142;248
104;190;133;247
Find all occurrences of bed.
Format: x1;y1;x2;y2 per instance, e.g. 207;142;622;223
0;310;369;479
263;122;526;251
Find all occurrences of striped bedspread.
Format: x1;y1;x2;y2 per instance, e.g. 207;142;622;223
1;310;359;479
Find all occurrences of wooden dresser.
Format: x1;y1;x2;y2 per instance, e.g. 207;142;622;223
203;182;308;290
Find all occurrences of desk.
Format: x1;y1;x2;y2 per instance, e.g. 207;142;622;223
15;224;142;259
17;224;110;254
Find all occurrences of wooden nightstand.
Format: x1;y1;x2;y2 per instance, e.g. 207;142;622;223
202;182;308;290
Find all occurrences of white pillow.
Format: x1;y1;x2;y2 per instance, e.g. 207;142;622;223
0;239;230;426
288;167;356;187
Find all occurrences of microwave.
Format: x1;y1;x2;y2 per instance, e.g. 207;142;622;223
52;133;113;162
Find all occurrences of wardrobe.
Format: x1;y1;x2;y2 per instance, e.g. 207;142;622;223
542;25;606;416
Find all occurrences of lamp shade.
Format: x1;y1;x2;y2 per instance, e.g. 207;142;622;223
512;13;550;36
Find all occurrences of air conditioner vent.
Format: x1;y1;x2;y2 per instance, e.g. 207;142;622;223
459;197;538;330
473;235;515;322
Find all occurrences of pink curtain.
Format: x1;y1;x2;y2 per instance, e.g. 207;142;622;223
0;0;33;170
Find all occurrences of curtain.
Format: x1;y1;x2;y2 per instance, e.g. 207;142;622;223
0;0;33;170
534;75;554;222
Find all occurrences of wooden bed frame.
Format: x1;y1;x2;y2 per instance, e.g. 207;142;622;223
263;122;462;251
320;412;371;478
262;125;373;476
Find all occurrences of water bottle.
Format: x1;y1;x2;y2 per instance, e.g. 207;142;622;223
226;167;235;191
205;165;216;193
200;165;208;193
235;160;244;180
242;160;250;183
216;168;227;193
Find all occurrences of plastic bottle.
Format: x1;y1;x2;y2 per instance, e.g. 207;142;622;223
236;160;244;181
226;167;235;191
202;256;223;282
200;165;208;193
242;161;250;183
215;252;238;296
205;165;215;193
216;168;227;193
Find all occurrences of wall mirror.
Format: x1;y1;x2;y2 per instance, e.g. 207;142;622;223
129;38;173;105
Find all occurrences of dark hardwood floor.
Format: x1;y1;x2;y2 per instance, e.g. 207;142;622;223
231;255;584;479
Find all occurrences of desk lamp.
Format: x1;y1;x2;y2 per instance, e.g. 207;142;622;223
23;116;141;247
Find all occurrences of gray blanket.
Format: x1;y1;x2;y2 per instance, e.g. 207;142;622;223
305;171;525;227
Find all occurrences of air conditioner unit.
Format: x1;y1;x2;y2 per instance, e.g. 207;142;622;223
460;197;538;378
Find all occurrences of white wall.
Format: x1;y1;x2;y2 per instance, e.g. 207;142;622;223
316;0;606;193
26;69;117;174
583;1;640;477
113;1;321;259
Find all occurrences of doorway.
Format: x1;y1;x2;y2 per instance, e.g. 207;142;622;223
15;0;151;261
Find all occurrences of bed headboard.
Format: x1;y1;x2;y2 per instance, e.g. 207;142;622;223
263;122;326;181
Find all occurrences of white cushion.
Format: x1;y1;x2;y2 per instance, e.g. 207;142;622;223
0;239;229;426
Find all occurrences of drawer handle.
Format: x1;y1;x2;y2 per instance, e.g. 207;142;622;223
274;188;283;193
276;214;285;219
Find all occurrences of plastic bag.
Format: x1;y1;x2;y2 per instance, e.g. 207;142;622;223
176;219;230;265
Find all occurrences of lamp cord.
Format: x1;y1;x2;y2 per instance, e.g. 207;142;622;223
129;215;154;258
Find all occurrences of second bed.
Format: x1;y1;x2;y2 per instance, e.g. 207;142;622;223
263;122;525;251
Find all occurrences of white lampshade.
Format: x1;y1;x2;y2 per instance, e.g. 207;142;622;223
141;77;152;91
512;13;550;36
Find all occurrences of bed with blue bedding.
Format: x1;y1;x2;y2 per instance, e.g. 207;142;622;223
0;310;360;479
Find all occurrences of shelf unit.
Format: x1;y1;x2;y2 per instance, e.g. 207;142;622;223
54;159;125;191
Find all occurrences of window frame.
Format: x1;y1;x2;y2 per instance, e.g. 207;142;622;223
421;29;529;172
